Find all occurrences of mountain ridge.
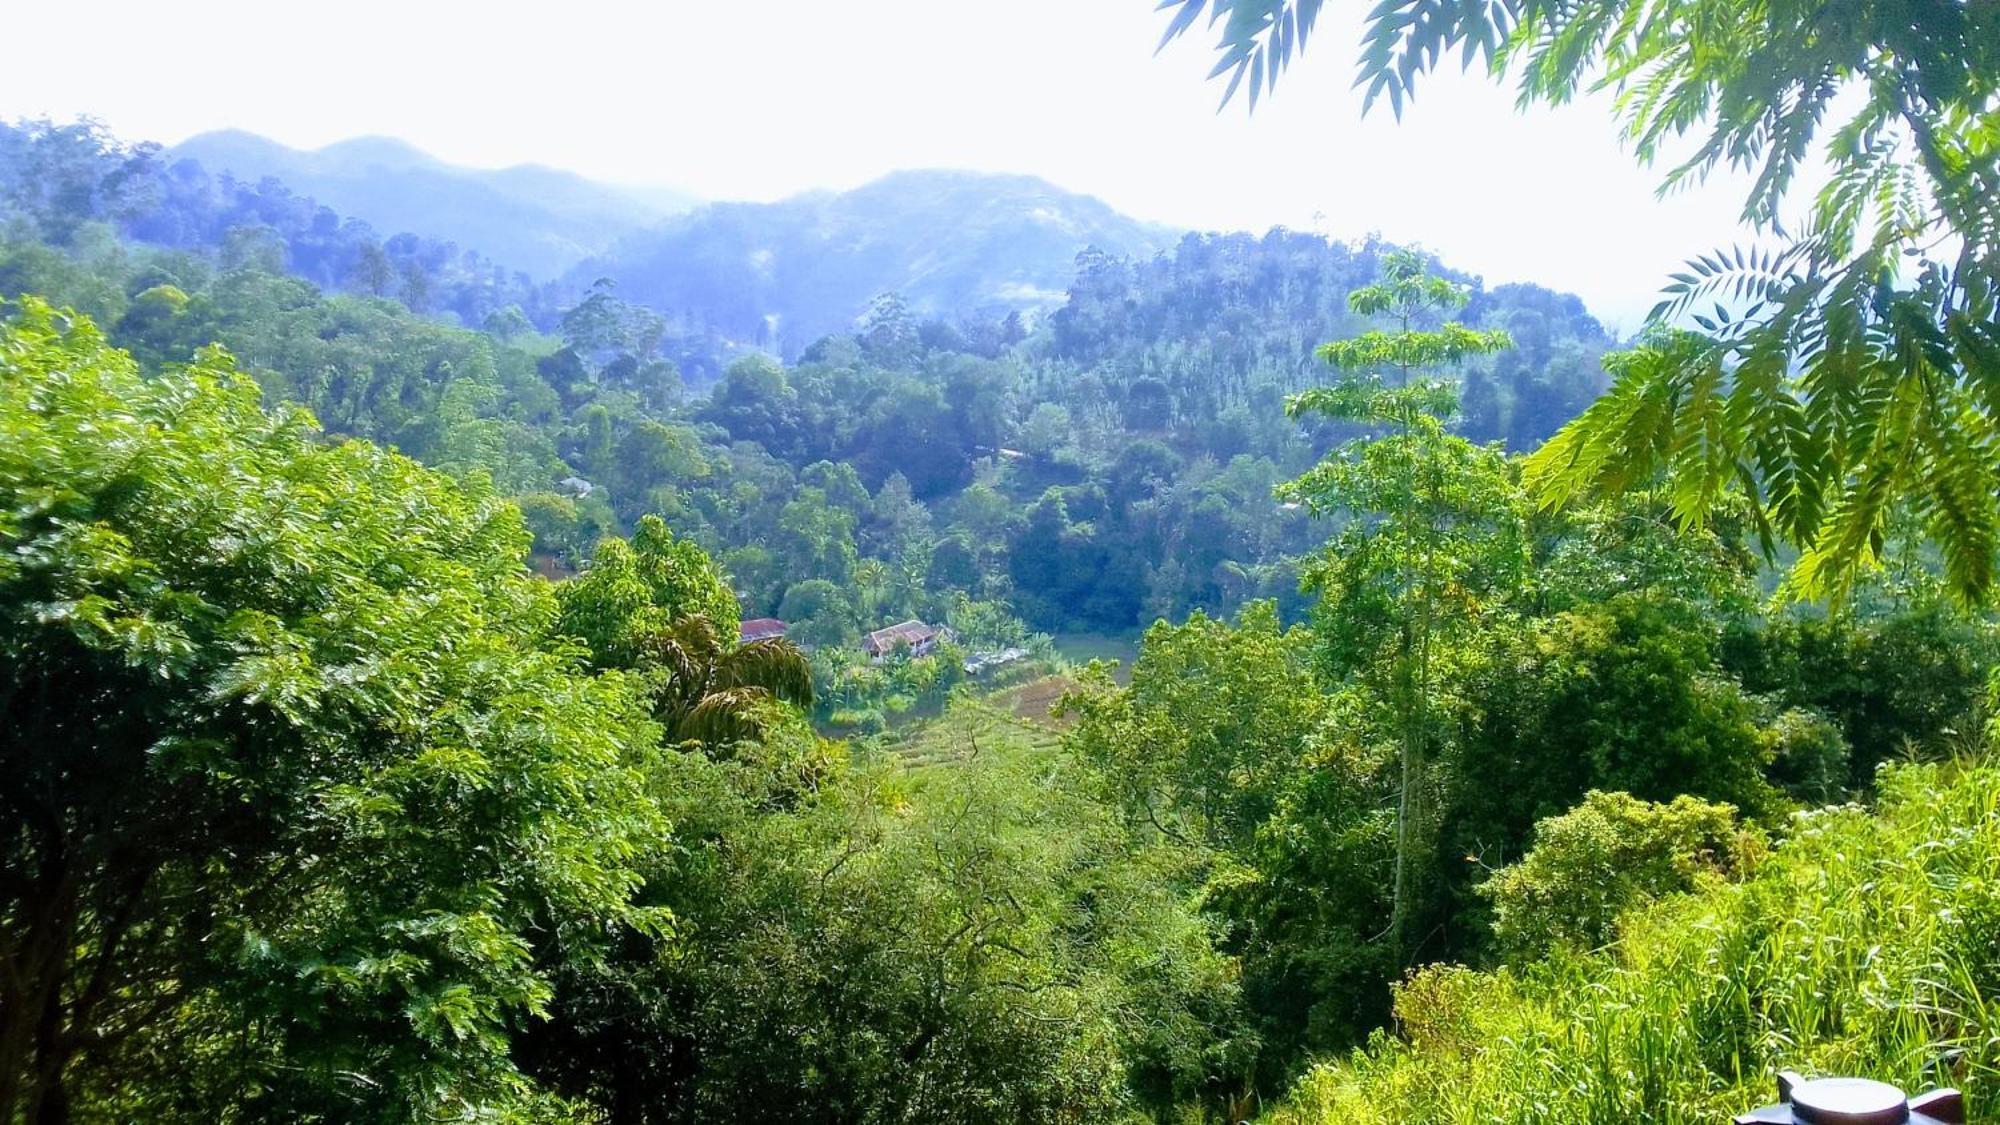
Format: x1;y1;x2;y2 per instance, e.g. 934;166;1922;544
168;129;697;278
163;131;1186;353
585;166;1181;357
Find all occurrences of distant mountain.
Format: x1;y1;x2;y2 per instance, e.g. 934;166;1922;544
168;130;696;278
584;169;1180;357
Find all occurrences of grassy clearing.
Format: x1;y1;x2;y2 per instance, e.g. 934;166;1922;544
1266;755;2000;1123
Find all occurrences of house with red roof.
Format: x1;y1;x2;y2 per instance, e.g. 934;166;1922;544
738;618;788;643
862;619;948;661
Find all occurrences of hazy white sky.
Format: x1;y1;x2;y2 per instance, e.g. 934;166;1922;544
1;0;1775;328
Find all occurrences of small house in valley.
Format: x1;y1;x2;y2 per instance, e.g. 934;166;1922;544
863;619;948;661
739;618;788;643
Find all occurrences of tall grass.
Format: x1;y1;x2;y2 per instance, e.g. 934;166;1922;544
1269;758;2000;1122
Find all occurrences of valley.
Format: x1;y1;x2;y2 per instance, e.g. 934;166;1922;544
1;2;1996;1119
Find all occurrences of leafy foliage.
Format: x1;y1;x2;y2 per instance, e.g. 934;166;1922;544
1062;601;1395;1086
1153;0;1328;113
1449;593;1781;871
554;514;743;669
1159;0;2000;604
522;703;1251;1123
0;302;1252;1122
1270;758;2000;1123
1061;443;1975;1092
9;65;2000;1121
1;121;1624;641
1723;601;1998;786
0;302;664;1120
1480;790;1753;962
642;614;815;746
551;518;816;748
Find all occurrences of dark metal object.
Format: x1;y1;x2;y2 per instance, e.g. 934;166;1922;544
1734;1071;1964;1125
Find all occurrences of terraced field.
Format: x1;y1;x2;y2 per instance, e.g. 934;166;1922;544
868;695;1063;770
986;674;1077;727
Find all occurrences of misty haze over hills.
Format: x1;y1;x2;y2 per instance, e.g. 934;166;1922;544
584;169;1179;357
169;129;699;278
169;130;1186;355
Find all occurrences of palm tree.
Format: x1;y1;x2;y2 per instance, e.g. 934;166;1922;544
638;614;814;747
853;557;891;623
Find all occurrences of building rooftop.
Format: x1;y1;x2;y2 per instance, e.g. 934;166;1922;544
864;619;937;652
739;617;788;642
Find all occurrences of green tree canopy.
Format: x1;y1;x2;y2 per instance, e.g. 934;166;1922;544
0;301;664;1120
1481;789;1752;963
554;513;742;671
554;517;812;750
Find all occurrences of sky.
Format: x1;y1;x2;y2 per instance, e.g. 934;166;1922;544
0;0;1779;329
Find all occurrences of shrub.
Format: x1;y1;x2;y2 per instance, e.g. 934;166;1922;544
1480;790;1753;963
1270;758;2000;1123
1763;707;1851;805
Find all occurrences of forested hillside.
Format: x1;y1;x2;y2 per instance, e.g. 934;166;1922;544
0;118;1611;652
587;169;1176;358
3;0;1996;1112
7;282;1990;1122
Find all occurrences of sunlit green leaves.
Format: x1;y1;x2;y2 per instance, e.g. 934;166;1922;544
1299;250;1512;396
1481;790;1749;962
1157;0;2000;603
1268;756;2000;1122
1315;322;1513;374
553;536;812;749
0;302;667;1119
1528;257;2000;604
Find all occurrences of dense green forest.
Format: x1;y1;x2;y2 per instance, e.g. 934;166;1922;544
5;291;1991;1121
0;116;1613;654
3;0;1998;1118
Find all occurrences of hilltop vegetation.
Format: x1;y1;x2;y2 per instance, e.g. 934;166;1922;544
0;117;1612;650
0;308;1238;1121
5;295;1988;1121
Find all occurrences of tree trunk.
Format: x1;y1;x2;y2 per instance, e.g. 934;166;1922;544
29;982;72;1125
1;890;76;1125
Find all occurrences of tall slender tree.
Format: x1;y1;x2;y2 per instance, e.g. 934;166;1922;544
1278;250;1518;961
